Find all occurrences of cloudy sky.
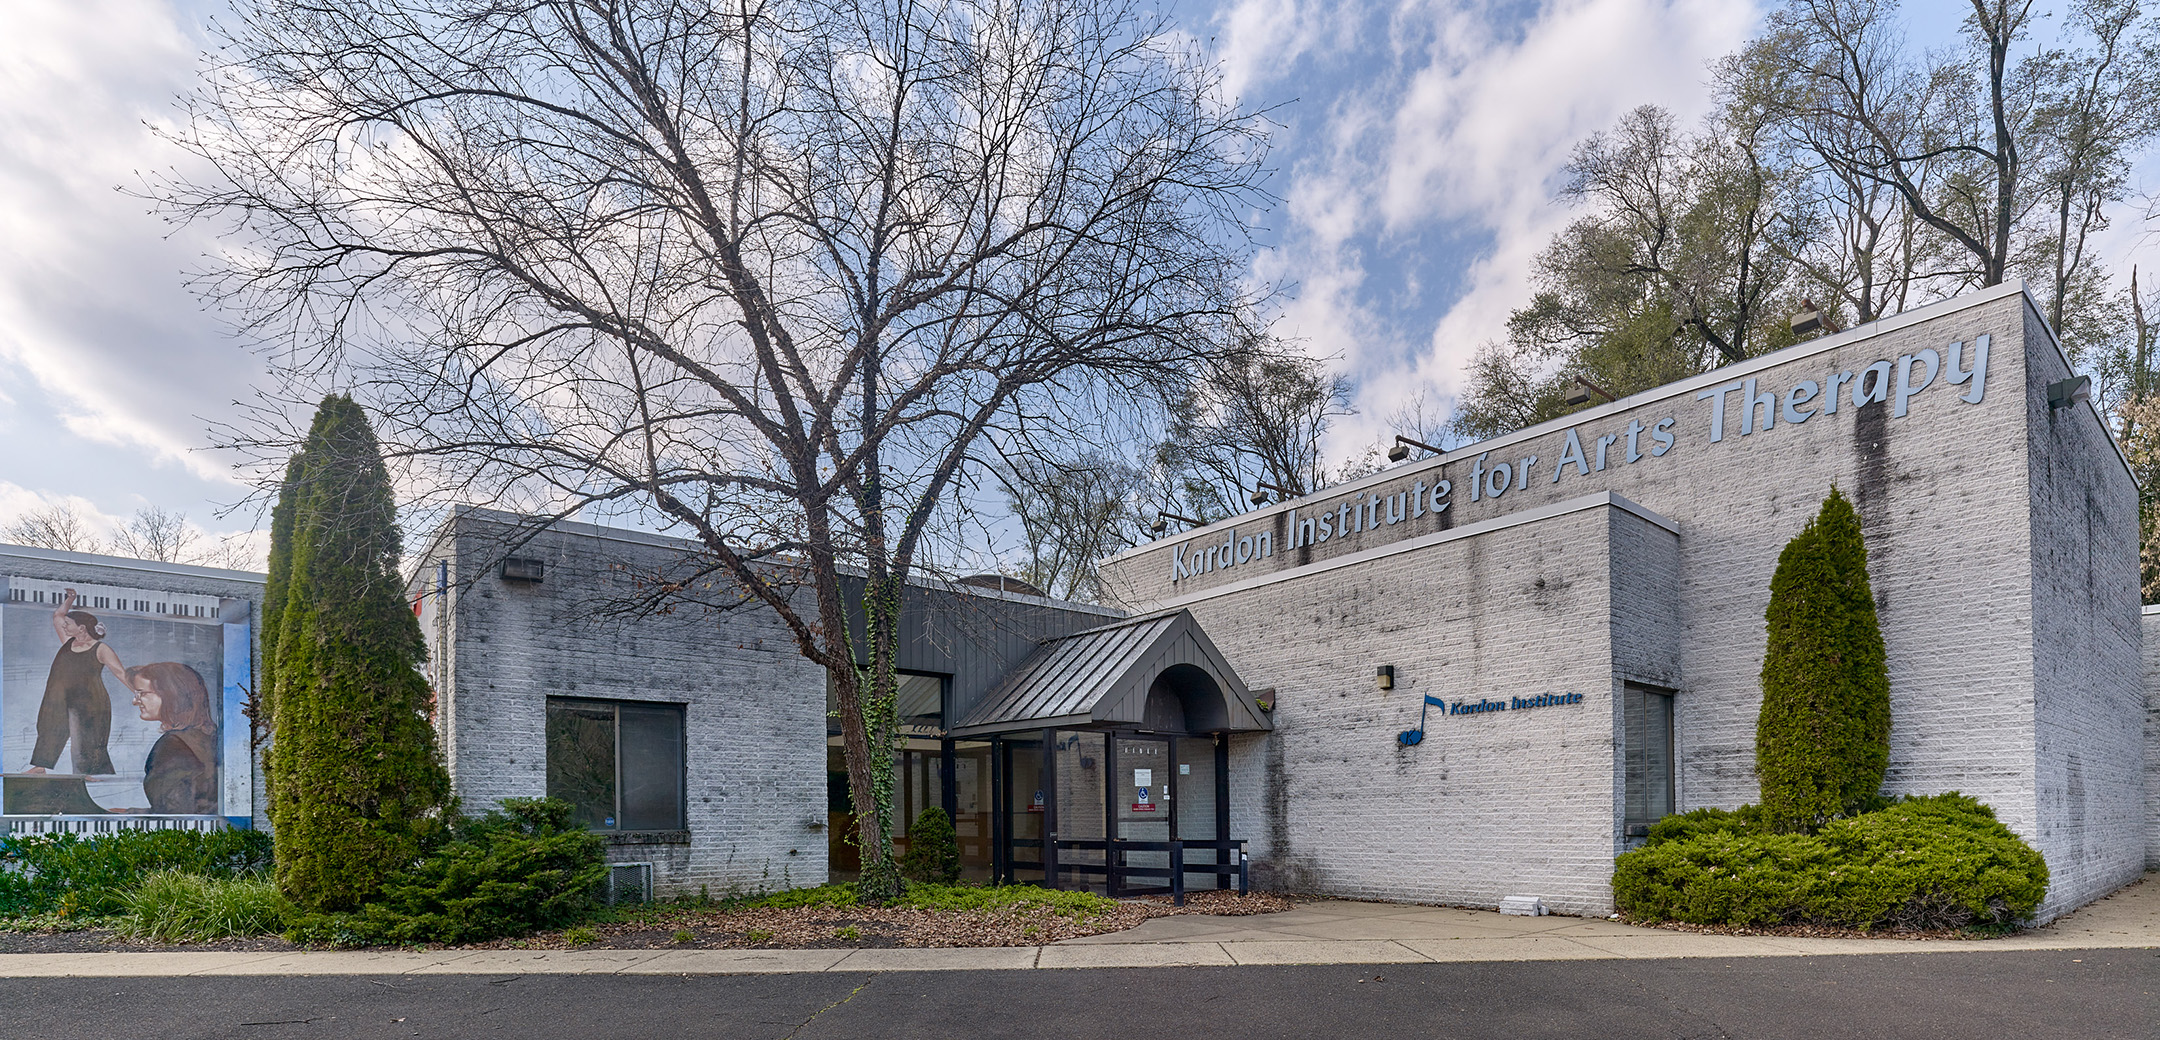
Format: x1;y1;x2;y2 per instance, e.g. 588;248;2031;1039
2;0;2154;568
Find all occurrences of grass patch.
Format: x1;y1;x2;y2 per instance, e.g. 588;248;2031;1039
117;871;290;943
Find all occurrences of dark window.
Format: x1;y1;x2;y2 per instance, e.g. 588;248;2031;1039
1623;684;1675;837
546;698;685;831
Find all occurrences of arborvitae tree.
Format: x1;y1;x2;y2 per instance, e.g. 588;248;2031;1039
1756;487;1891;829
266;395;451;912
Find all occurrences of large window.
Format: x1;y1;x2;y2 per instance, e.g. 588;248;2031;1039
1623;684;1675;839
546;697;685;832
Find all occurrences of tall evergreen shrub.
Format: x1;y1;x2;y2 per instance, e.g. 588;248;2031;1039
266;395;451;913
1756;487;1891;828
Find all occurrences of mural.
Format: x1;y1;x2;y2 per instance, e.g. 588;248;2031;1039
1;576;251;819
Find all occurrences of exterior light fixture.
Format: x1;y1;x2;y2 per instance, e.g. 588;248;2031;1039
1562;376;1617;407
1376;664;1395;691
2047;375;2091;412
1151;512;1205;537
1387;435;1442;463
1790;299;1823;337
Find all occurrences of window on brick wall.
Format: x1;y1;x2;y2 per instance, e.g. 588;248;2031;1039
546;697;686;831
1623;684;1675;840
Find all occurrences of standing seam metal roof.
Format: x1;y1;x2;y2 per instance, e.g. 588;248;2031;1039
949;610;1270;736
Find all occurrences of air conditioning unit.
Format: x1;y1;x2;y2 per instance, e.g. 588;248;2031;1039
606;862;654;905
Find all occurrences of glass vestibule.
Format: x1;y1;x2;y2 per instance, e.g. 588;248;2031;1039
1020;727;1233;897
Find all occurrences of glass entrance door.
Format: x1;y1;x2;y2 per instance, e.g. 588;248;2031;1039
1110;735;1174;895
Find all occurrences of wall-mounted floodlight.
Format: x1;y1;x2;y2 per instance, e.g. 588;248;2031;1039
1376;664;1395;691
2047;375;2091;412
1149;512;1205;537
1562;376;1617;407
1790;298;1823;336
1386;435;1443;463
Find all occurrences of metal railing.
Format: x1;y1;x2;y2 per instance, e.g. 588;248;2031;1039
1045;837;1248;905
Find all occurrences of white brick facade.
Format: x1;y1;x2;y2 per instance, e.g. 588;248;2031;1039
1102;283;2149;922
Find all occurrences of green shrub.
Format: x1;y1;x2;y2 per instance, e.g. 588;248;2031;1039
0;828;274;920
1810;794;2049;929
1755;488;1891;829
285;798;605;946
1614;794;2048;930
118;871;290;943
899;808;961;884
1641;805;1766;848
739;883;861;911
896;883;1116;920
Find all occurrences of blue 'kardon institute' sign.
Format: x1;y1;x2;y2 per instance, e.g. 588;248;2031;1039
1397;691;1584;746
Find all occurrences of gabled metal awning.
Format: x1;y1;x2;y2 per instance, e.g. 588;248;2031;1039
948;609;1271;737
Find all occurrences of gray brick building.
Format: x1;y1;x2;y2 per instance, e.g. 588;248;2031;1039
15;282;2143;925
1096;282;2151;922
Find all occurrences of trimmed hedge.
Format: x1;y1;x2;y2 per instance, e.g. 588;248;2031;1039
285;798;606;946
0;828;274;919
1614;794;2048;930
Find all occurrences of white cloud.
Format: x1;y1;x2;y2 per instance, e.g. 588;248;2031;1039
1219;0;1760;459
0;0;265;486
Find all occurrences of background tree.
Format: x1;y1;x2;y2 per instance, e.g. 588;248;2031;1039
1756;488;1891;829
1156;339;1352;519
265;395;452;913
1450;105;1799;442
169;0;1274;902
2;503;105;554
1455;0;2160;441
994;452;1147;602
109;507;199;564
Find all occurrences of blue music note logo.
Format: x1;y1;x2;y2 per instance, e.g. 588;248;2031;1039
1398;694;1447;746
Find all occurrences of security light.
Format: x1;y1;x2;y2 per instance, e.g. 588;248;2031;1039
1388;435;1441;463
2047;375;2091;411
1376;664;1395;690
1564;376;1616;407
1790;299;1823;336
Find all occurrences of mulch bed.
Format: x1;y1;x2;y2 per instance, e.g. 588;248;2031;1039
480;889;1298;951
0;890;1296;954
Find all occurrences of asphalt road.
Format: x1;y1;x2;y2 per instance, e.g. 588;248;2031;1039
4;950;2153;1040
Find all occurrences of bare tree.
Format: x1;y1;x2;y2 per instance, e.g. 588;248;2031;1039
994;453;1147;602
166;0;1273;901
3;503;105;554
1156;335;1350;519
1751;0;2157;324
110;507;201;564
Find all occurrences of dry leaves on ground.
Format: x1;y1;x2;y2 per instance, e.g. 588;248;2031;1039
491;890;1297;951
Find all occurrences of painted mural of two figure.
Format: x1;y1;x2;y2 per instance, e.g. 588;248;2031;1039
3;583;224;815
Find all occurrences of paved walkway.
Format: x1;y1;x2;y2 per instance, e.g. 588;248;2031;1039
3;873;2152;977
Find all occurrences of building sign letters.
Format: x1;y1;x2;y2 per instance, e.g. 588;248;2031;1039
1172;336;1991;584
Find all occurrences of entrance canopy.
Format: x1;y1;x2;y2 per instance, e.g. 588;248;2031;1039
949;610;1271;738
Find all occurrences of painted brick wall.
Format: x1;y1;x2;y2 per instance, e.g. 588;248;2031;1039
2142;607;2160;870
2022;302;2148;917
1107;285;2146;920
1200;501;1659;915
432;515;831;897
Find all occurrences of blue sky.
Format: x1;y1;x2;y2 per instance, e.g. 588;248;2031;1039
1;0;2153;567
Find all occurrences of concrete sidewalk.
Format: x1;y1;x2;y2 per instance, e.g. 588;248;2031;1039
3;873;2152;977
